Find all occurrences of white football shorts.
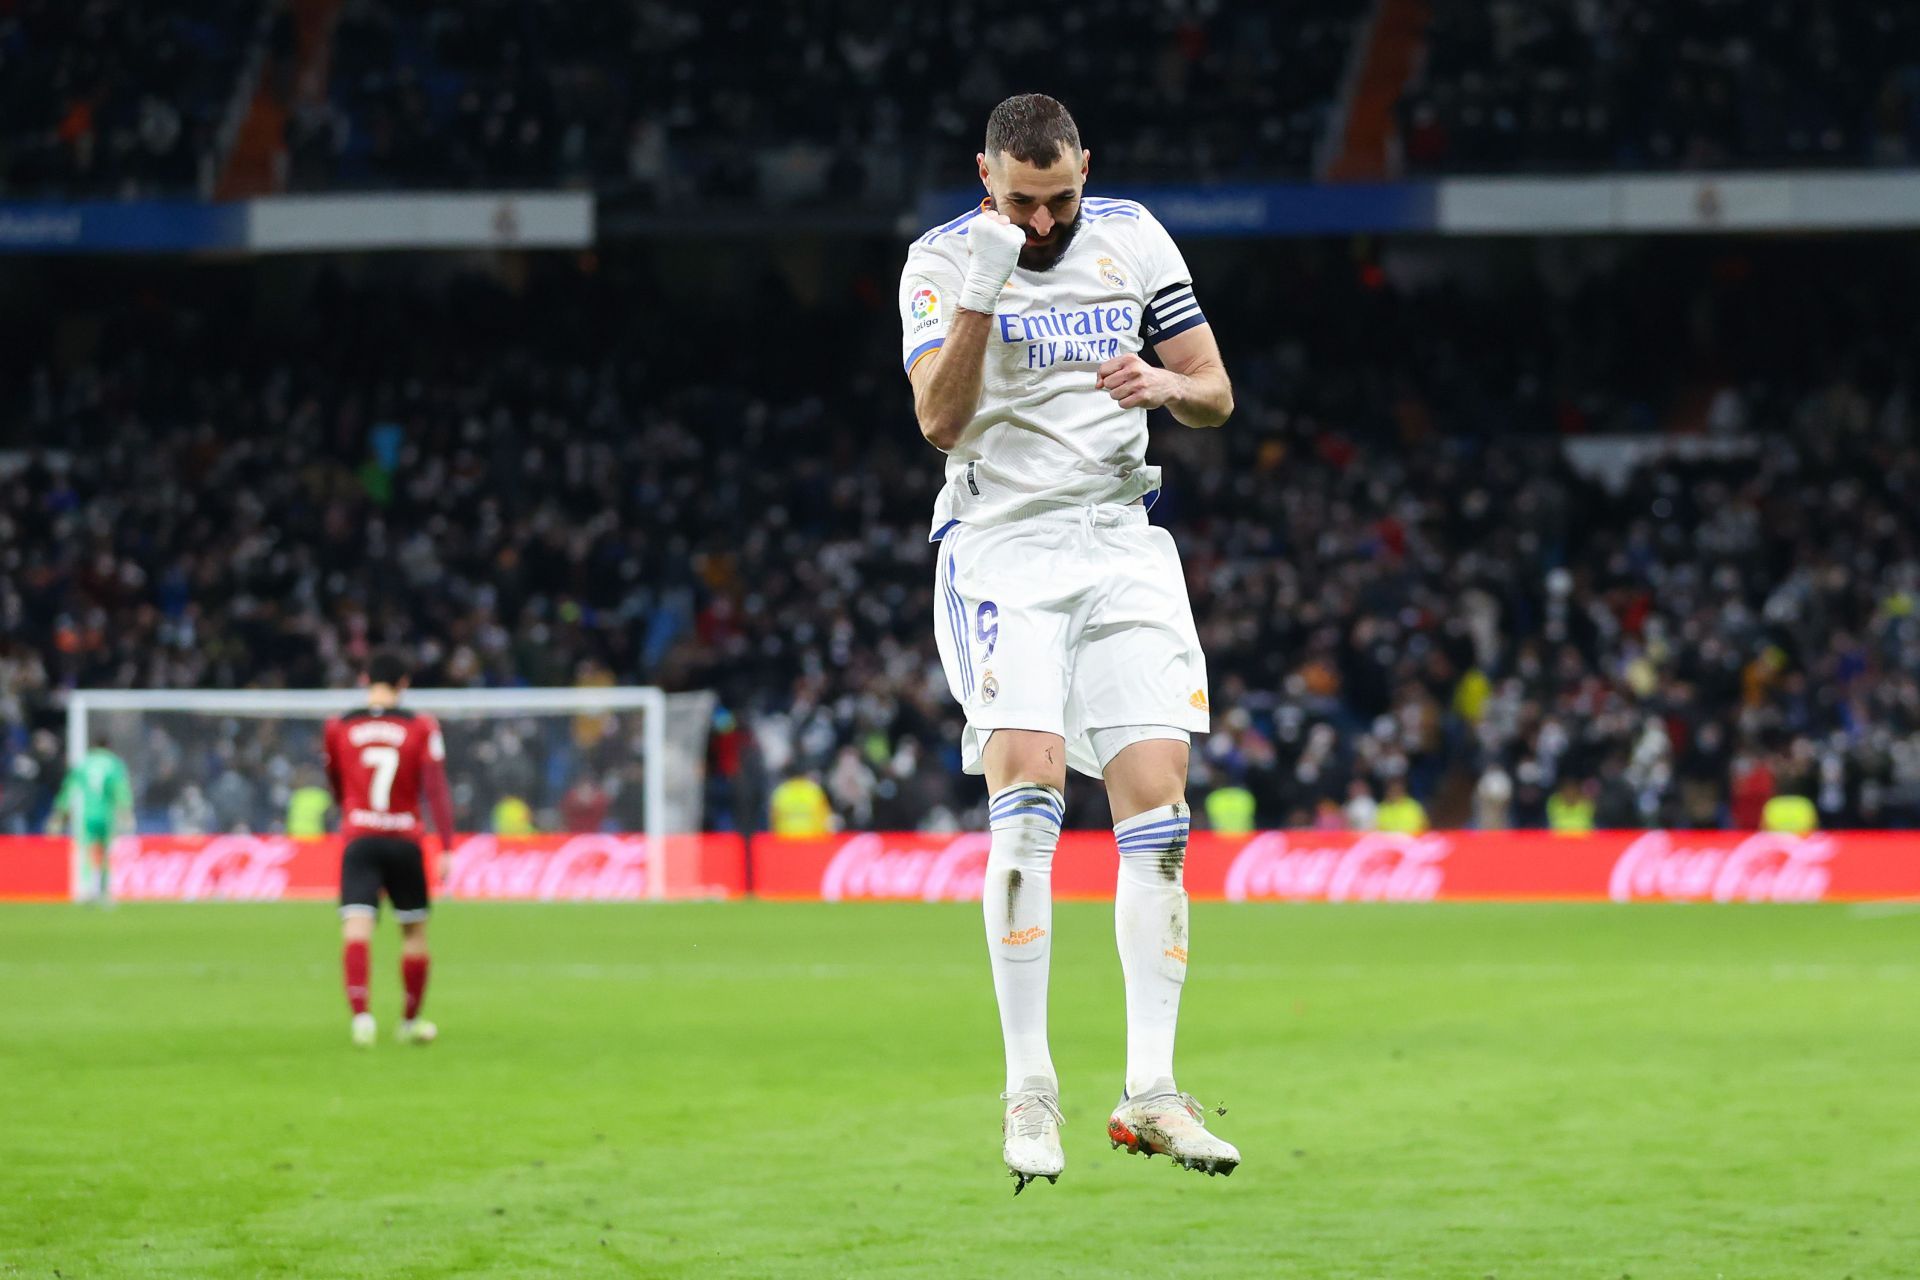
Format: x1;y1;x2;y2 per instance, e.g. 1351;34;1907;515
932;503;1211;779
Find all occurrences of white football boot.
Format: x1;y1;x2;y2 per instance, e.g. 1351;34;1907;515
1000;1076;1066;1194
350;1012;377;1048
396;1018;438;1045
1107;1078;1240;1177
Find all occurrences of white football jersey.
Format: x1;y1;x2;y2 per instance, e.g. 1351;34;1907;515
899;197;1207;539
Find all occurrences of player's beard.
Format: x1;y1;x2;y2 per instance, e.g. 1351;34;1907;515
1017;216;1081;273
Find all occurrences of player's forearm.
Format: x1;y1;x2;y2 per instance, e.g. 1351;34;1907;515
426;770;455;844
1165;364;1234;429
914;311;994;451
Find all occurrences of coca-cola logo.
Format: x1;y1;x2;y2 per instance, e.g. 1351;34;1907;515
114;835;298;901
820;833;992;902
1224;832;1450;903
1608;831;1835;903
445;834;652;901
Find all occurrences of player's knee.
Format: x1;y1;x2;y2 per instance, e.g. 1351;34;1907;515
1099;734;1191;818
984;730;1068;792
1111;780;1187;825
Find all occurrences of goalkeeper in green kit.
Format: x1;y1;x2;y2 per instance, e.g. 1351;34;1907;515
47;738;134;905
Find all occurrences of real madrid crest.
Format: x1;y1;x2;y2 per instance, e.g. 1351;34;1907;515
980;671;1000;704
1097;257;1126;290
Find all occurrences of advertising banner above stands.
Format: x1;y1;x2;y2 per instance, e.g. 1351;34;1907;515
7;173;1919;255
4;831;1914;903
919;170;1920;238
0;194;592;255
1437;171;1920;235
0;202;247;253
917;183;1438;237
248;194;594;252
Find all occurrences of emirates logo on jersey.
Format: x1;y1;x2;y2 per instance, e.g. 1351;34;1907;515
996;303;1136;371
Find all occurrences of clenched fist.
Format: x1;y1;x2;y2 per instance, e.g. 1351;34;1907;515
1096;353;1182;411
959;209;1026;314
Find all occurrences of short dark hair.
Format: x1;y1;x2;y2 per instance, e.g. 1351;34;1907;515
365;650;410;688
985;94;1082;165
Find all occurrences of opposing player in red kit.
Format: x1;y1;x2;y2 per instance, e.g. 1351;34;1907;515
323;652;455;1048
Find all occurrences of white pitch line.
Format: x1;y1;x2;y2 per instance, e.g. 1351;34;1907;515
1849;900;1920;919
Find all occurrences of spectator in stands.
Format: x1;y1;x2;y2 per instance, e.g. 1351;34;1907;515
168;783;215;836
825;746;877;833
768;766;832;838
1343;780;1379;833
1730;757;1777;832
492;795;535;836
1204;777;1258;835
560;775;610;834
1311;797;1347;831
1473;761;1513;830
1762;787;1818;836
287;770;333;837
1375;778;1428;835
1546;778;1596;833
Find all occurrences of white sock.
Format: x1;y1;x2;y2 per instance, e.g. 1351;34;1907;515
984;783;1064;1093
1114;802;1191;1096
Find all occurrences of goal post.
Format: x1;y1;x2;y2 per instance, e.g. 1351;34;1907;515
65;686;715;902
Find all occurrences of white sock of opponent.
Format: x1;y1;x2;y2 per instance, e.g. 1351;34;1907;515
1113;802;1191;1096
984;783;1064;1093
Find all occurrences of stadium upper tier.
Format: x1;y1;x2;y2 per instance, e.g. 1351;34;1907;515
1400;0;1920;174
2;237;1917;836
5;1;1917;202
0;0;259;199
315;0;1363;198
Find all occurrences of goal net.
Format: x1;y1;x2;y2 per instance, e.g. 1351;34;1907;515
65;687;715;901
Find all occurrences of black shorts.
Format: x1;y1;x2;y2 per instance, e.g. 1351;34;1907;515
340;835;431;922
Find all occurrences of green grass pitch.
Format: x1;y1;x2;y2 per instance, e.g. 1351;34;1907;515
4;900;1918;1278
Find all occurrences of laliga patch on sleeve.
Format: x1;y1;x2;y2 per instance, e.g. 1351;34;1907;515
908;280;941;332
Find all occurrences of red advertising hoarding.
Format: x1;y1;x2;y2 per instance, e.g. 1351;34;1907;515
752;829;1920;904
0;834;749;902
0;836;75;901
3;830;1915;903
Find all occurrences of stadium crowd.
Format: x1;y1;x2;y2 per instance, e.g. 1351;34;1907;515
2;0;1365;201
0;0;258;198
306;0;1362;199
1400;0;1920;173
3;234;1917;836
14;1;1920;203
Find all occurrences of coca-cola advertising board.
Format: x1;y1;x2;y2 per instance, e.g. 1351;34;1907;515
0;834;749;902
752;829;1920;903
2;831;1916;903
0;836;73;901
